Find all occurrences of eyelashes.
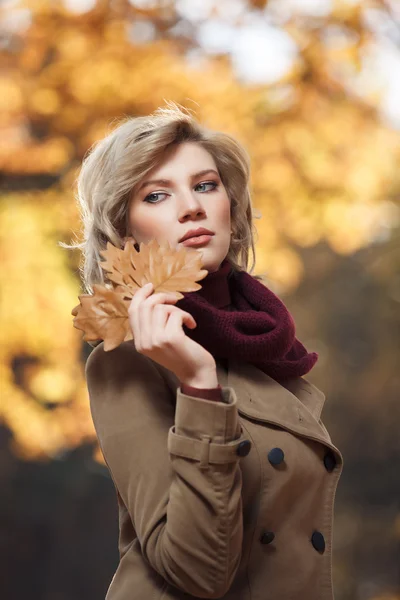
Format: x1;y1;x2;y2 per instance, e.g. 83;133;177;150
143;181;219;204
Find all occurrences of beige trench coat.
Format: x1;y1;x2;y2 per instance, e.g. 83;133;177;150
86;340;344;600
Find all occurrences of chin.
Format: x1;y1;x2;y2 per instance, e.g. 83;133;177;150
198;250;227;273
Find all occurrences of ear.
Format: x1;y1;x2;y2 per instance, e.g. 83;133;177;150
122;235;137;247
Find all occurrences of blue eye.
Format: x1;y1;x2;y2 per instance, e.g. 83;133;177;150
143;192;168;204
143;181;218;204
195;181;218;193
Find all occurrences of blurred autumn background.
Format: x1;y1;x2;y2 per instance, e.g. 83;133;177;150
1;0;399;598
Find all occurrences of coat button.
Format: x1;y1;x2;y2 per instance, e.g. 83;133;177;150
268;447;285;465
324;450;337;472
311;531;325;553
260;531;275;544
237;440;252;457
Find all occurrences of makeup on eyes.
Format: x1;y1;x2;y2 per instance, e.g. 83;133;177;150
143;180;219;204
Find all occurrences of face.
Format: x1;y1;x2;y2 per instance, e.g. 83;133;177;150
125;141;232;273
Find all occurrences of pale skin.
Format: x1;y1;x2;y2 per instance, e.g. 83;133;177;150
124;141;232;388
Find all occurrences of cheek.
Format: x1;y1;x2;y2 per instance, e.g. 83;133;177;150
216;192;231;224
128;205;167;237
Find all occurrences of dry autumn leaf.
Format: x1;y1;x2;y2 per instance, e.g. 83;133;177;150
71;285;132;351
71;239;208;351
99;238;208;299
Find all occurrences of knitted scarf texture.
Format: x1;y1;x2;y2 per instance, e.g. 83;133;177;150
176;258;318;383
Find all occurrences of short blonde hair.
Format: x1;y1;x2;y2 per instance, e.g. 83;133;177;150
61;102;262;294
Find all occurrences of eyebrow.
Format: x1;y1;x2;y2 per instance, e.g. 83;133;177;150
138;169;220;192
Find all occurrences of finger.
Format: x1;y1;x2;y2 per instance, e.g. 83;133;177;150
130;287;177;349
145;292;179;308
129;298;142;347
162;305;196;329
138;298;175;347
164;308;196;340
129;285;153;345
185;312;197;329
137;290;178;348
139;298;154;350
163;309;182;342
132;291;177;312
129;282;154;310
152;303;173;346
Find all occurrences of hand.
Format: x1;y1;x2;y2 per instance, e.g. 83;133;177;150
128;282;217;384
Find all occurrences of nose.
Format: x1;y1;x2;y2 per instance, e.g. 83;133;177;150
178;189;206;221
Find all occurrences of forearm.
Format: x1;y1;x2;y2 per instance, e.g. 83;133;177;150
180;366;218;388
180;368;223;402
86;346;246;598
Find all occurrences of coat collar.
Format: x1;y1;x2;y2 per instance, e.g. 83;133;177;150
217;358;332;448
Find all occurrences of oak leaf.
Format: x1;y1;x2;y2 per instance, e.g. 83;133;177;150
99;238;207;299
72;239;208;351
71;285;132;351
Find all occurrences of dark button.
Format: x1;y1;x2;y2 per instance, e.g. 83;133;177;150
324;450;337;472
237;440;252;457
268;447;285;465
260;531;275;544
311;531;325;553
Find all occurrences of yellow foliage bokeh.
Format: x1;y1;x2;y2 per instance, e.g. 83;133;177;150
0;0;399;462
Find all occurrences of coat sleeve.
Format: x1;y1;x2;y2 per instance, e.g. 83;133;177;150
85;342;248;600
180;382;224;401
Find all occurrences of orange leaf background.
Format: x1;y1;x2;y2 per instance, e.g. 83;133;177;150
0;1;399;597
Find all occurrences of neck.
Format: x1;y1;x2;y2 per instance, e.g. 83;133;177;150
196;258;233;308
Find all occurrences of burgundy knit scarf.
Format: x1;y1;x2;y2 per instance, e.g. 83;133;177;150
176;258;318;383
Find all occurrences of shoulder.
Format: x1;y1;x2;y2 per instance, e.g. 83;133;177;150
85;342;177;440
85;341;170;394
86;339;139;374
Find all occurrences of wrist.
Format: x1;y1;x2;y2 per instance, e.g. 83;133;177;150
180;368;218;389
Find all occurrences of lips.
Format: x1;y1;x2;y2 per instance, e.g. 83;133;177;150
181;235;213;248
179;228;215;242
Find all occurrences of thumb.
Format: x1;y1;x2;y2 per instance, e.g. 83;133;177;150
183;313;197;329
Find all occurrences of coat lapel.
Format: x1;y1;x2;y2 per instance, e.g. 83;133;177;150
221;358;336;449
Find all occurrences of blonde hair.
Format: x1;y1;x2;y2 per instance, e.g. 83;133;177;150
61;102;263;294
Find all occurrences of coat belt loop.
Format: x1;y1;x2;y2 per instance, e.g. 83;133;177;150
199;435;212;469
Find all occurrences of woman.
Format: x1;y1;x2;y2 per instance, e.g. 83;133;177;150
72;104;344;599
